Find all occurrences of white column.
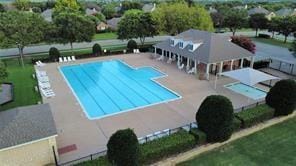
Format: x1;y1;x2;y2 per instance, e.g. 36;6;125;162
154;47;157;56
162;49;164;56
194;60;197;74
230;60;234;70
240;58;244;68
206;63;210;80
219;61;223;73
186;58;190;70
250;56;255;68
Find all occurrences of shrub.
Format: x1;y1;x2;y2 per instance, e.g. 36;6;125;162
235;104;274;128
231;36;256;54
253;60;270;69
49;47;60;61
258;33;271;39
92;43;102;56
140;130;196;164
196;95;234;142
76;156;111;166
107;128;139;166
32;6;41;13
232;116;242;131
189;128;207;145
0;61;8;83
266;79;296;116
127;40;137;52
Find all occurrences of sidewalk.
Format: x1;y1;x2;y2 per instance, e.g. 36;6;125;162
155;111;296;166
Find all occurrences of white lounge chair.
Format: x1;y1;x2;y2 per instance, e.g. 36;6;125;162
71;56;76;61
67;56;72;61
187;68;196;74
38;81;51;89
178;64;184;70
36;70;47;77
38;76;50;83
41;89;55;98
59;57;63;63
137;49;140;53
167;58;172;64
39;61;46;66
63;57;68;62
36;61;45;67
157;55;164;61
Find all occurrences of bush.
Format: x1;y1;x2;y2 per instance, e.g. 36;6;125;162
127;40;137;52
0;61;8;83
258;33;271;39
32;6;41;13
92;43;102;56
232;116;242;131
189;128;207;145
235;104;274;128
140;130;196;164
49;47;60;61
196;95;234;142
76;156;111;166
266;79;296;116
253;60;270;69
107;128;139;166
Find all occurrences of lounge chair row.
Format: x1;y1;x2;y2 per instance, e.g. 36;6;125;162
36;60;46;67
59;56;76;63
36;70;55;98
133;49;140;53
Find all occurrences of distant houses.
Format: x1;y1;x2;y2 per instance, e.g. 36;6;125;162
142;3;156;13
247;6;276;20
275;8;296;17
107;17;121;30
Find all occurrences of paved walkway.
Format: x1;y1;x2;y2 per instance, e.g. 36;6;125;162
156;111;296;166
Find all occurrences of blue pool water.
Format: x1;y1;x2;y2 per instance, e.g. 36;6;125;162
225;82;267;100
60;60;180;119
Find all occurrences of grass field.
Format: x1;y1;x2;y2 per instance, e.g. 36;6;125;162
0;59;41;111
178;116;296;166
251;37;292;49
93;32;118;40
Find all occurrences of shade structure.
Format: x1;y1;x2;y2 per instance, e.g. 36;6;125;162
219;68;279;86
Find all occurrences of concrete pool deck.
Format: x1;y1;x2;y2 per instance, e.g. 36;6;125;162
38;53;267;163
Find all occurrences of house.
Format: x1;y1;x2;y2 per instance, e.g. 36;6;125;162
96;21;108;31
233;4;248;10
85;2;101;12
41;9;52;22
248;6;276;20
0;104;58;165
275;8;296;17
107;17;121;30
85;8;98;15
153;29;254;80
142;3;156;13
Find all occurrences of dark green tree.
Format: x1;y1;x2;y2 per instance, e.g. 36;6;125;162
266;79;296;116
118;10;158;45
224;9;248;36
0;11;48;67
249;13;268;37
0;61;8;83
53;12;95;56
102;3;116;19
92;43;102;56
196;95;234;142
14;0;30;11
0;3;5;12
291;39;296;57
277;16;296;43
49;47;60;61
120;0;143;14
127;40;137;52
268;17;280;39
107;128;139;166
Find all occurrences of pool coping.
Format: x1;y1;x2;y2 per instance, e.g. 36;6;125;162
58;59;182;120
224;82;267;100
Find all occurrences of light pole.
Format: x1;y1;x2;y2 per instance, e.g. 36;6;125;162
16;42;24;68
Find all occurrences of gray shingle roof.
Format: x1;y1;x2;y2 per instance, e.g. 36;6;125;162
107;17;121;29
0;104;57;150
41;9;52;22
248;7;270;15
142;3;155;13
155;29;254;64
275;8;293;17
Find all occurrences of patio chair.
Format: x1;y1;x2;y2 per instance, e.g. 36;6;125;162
67;56;72;62
40;88;55;97
63;57;68;62
71;56;76;61
39;61;46;66
36;70;47;77
38;76;50;83
178;63;184;70
157;55;164;61
59;57;63;63
38;81;51;89
167;58;172;64
36;61;45;67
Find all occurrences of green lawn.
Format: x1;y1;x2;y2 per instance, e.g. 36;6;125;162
0;59;41;111
93;32;118;40
178;116;296;166
251;37;292;49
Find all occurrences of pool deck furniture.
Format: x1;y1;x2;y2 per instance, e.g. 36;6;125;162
39;53;269;163
154;29;255;80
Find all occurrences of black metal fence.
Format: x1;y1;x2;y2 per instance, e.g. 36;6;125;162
234;100;266;112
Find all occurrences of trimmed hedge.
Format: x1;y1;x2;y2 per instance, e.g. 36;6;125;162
232;117;242;132
258;33;271;39
235;104;274;128
76;156;111;166
189;128;207;145
139;130;196;164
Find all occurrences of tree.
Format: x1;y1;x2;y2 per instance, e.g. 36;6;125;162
127;40;137;52
196;95;234;142
0;11;48;67
0;3;5;12
291;39;296;57
14;0;30;11
53;12;95;56
107;128;139;166
117;10;157;45
54;0;81;14
249;13;268;37
93;12;106;22
211;12;224;31
152;2;213;35
49;47;60;61
266;79;296;116
231;36;256;54
120;0;142;14
268;17;280;39
102;3;116;19
92;43;102;56
0;61;8;83
224;9;248;36
277;16;296;43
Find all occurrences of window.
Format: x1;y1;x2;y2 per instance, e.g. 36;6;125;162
170;39;174;46
179;42;183;48
188;44;193;51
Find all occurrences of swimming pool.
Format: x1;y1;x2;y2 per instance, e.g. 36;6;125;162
60;60;181;119
225;82;267;100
